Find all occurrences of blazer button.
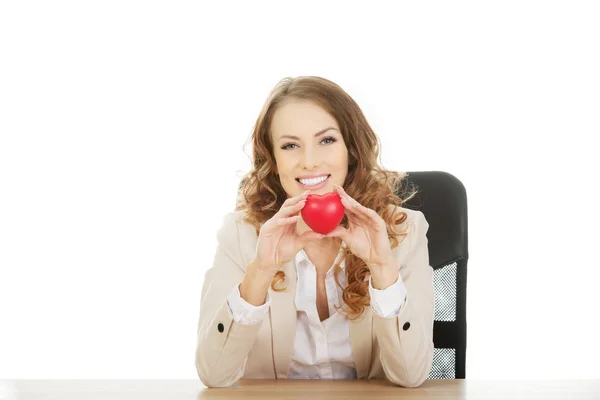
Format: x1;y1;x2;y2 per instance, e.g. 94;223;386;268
402;322;411;331
217;323;224;333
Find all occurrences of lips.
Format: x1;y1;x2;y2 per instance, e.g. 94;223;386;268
296;174;330;186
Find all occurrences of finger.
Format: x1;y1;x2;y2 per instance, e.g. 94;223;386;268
352;203;385;229
333;184;355;203
333;185;364;216
297;230;325;243
333;188;376;226
338;195;369;223
269;215;301;230
282;190;311;208
324;226;350;240
278;199;307;218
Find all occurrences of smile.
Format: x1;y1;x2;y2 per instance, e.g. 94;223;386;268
295;174;331;189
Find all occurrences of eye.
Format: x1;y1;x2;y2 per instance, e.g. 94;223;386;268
280;136;336;150
281;143;298;150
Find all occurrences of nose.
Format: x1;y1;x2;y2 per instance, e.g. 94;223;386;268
300;147;319;170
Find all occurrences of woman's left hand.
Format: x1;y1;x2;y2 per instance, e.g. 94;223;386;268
325;184;394;270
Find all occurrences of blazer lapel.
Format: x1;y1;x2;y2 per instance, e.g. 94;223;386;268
349;305;373;379
268;259;297;378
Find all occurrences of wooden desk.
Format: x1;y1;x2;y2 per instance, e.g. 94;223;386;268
3;379;600;399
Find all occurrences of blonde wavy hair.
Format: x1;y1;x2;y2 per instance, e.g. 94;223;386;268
235;76;419;320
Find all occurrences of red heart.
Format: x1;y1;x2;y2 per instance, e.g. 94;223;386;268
300;192;345;234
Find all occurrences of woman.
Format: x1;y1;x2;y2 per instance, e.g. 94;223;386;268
195;76;434;388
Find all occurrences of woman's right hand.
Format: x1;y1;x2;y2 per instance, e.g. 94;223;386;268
251;190;324;276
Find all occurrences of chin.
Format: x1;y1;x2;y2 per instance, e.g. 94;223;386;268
313;184;333;194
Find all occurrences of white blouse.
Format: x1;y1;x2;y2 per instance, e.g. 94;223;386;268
226;242;407;379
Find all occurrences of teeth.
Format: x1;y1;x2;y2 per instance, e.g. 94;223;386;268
299;175;328;186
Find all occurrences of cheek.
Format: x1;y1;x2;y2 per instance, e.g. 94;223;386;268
334;146;349;167
274;156;295;179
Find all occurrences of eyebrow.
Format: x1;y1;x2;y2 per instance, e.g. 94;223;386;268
277;127;339;141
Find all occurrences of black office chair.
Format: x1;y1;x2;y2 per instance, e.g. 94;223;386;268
401;171;468;379
236;170;469;379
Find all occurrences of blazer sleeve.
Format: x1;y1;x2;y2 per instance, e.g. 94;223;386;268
194;212;264;387
372;210;434;387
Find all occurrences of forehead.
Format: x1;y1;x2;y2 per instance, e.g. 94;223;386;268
271;100;339;139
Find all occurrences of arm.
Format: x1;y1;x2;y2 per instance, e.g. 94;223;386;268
227;283;272;324
194;212;269;387
368;273;407;318
371;211;434;387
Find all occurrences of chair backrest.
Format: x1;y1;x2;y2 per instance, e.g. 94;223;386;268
236;170;469;379
401;171;468;379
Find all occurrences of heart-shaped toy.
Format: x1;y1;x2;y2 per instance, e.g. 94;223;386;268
300;192;345;234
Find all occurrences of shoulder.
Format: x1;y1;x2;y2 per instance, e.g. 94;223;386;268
216;210;260;271
385;204;430;256
395;207;429;259
217;210;258;237
385;204;429;231
385;205;431;273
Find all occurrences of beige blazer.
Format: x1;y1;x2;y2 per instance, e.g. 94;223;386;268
195;206;434;388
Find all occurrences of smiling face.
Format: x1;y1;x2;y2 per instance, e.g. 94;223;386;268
270;99;349;199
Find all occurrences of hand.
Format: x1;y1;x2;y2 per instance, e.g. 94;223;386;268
325;184;393;270
252;190;325;276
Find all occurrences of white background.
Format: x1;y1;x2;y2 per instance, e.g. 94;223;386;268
1;0;599;380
